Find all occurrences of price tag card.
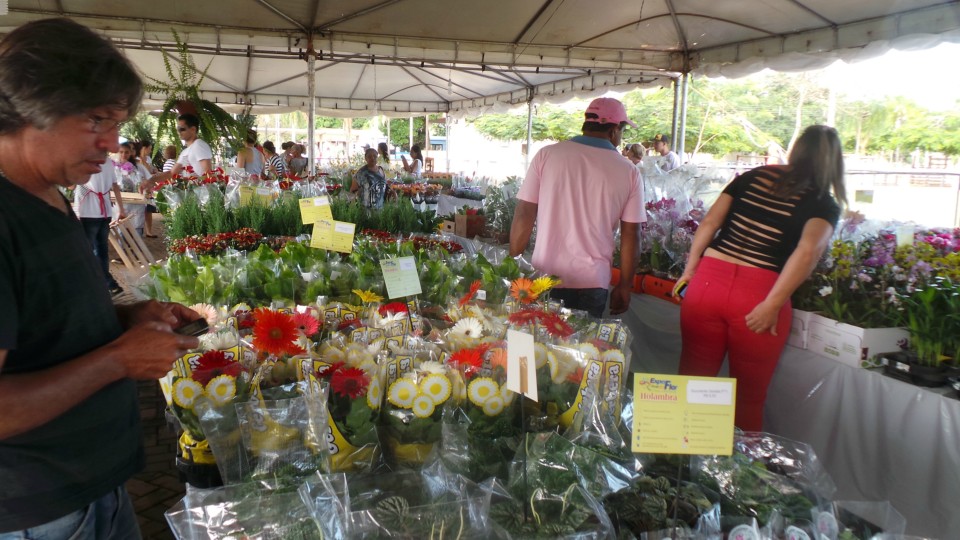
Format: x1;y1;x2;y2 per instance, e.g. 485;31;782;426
506;329;537;402
310;219;355;253
380;256;422;298
239;185;275;206
895;224;915;247
631;373;736;455
299;196;333;224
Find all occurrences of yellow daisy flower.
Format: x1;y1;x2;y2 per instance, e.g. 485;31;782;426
172;378;204;409
482;395;506;416
204;374;236;406
530;276;561;296
353;289;383;303
420;373;452;405
367;375;383;409
412;395;436;418
387;379;418;409
468;377;499;406
547;353;560;382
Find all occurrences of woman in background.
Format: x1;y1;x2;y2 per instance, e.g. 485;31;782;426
401;144;424;179
263;140;286;179
676;125;845;431
288;144;308;176
351;147;388;210
236;130;265;179
136;141;159;237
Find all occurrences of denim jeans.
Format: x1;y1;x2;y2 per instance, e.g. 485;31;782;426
0;487;141;540
551;287;608;318
79;217;117;288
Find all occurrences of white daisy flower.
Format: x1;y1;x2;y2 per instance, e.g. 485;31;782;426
388;379;418;408
450;317;484;338
200;331;237;351
601;349;626;366
577;343;601;362
367;375;383;409
819;286;833;296
204;374;237;406
412;394;436;418
420;373;452;405
172;378;204;409
500;384;516;405
482;395;506;416
534;343;549;369
468;377;499;406
419;360;446;375
189;303;218;327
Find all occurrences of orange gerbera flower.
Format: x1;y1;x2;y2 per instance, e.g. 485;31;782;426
448;343;491;378
458;280;483;307
252;308;303;356
510;277;537;304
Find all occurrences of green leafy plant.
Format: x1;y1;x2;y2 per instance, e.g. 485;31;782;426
144;29;237;157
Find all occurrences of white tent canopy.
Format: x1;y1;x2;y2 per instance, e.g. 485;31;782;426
3;0;959;116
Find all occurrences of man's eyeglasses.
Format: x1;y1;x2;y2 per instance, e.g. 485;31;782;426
86;114;126;134
177;126;191;132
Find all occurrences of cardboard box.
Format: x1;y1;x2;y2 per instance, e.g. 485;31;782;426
807;314;909;368
787;309;815;349
454;214;485;238
441;220;455;234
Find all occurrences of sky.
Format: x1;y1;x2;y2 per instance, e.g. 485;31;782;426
821;42;960;110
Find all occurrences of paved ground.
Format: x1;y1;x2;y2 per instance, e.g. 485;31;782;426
112;216;184;539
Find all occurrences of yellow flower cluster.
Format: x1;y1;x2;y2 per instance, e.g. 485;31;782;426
387;372;452;418
172;374;237;408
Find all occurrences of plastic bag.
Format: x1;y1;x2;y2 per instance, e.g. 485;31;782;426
165;480;322;539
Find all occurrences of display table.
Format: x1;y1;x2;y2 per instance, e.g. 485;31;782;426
435;193;484;216
621;294;958;539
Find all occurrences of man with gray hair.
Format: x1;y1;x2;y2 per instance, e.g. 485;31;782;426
0;18;201;538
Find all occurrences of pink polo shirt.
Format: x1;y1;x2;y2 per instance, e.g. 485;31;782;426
518;137;645;289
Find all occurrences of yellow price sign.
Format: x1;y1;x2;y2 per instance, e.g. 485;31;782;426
631;373;736;455
299;196;334;224
310;219;355;253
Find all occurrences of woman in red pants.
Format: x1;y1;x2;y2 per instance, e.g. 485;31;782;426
676;125;846;431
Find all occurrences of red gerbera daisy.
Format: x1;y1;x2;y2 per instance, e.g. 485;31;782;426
252;308;303;356
448;343;491;378
293;312;320;336
191;350;243;386
330;367;370;399
508;308;542;326
540;311;574;339
378;302;409;317
315;361;346;379
458;280;482;307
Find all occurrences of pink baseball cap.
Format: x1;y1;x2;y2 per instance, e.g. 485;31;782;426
584;97;637;128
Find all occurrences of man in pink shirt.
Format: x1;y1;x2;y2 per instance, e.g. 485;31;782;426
510;97;645;317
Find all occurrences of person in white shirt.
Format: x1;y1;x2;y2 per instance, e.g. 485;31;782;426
652;133;681;172
74;162;126;293
143;113;212;191
401;144;424;179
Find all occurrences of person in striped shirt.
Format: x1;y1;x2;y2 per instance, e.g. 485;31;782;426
263;140;285;179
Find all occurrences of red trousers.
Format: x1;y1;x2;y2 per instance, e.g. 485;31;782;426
679;257;791;431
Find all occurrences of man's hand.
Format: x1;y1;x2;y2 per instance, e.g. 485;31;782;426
609;282;633;315
117;300;202;330
106;322;200;379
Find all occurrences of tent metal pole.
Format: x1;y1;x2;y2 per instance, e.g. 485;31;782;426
671;76;680;146
425;114;431;164
678;73;690;160
408;117;413;150
525;98;534;173
307;47;317;175
445;114;451;173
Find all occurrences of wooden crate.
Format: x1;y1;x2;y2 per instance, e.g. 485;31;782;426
108;217;158;270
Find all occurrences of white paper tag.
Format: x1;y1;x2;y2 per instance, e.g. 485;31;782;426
334;222;354;234
506;329;537;402
476;289;487;301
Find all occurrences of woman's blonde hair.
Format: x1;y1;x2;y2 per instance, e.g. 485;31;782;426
775;125;846;206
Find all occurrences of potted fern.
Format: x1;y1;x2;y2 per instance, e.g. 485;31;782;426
144;30;236;158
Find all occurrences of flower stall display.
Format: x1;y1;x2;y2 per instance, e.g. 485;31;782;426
637;197;702;279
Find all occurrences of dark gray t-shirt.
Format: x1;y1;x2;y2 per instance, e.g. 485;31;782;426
0;176;143;530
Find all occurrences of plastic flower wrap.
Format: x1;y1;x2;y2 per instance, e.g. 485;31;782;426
440;341;521;482
300;465;494;539
162;327;251;467
380;351;454;468
308;358;383;473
